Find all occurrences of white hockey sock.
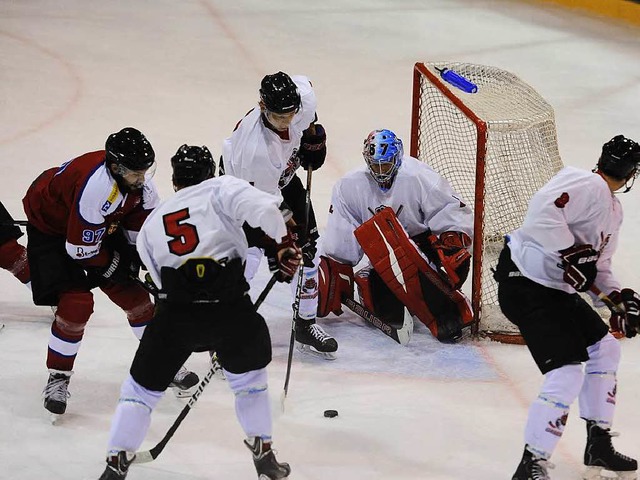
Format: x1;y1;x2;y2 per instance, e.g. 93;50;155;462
578;333;620;428
244;247;264;283
524;364;584;458
224;368;272;440
107;374;164;455
291;256;319;321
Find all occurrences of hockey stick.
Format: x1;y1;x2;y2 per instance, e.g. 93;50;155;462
0;220;28;227
342;296;413;346
133;366;215;464
282;166;313;410
589;285;625;314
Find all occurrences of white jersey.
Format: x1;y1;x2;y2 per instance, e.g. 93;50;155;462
136;176;287;288
507;166;622;296
321;156;474;265
221;75;317;199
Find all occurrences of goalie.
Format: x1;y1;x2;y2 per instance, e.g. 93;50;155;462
317;129;474;342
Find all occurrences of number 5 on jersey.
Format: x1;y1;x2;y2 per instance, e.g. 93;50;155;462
163;208;199;256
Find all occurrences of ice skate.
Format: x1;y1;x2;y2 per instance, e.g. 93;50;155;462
583;420;637;480
169;365;199;398
43;369;72;421
295;319;337;360
512;446;554;480
98;451;135;480
244;437;290;479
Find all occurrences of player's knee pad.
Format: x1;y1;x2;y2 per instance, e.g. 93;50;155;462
318;255;354;317
0;238;30;283
224;368;268;397
585;333;620;374
102;282;154;328
120;374;164;411
541;363;584;405
56;290;94;335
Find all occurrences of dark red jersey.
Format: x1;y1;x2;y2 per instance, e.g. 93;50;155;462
23;150;160;267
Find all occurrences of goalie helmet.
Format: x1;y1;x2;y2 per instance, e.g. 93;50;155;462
105;127;155;171
259;72;301;114
597;135;640;180
171;144;215;188
363;129;404;192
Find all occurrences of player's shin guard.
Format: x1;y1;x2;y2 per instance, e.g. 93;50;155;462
47;290;94;371
225;368;272;440
107;375;164;455
291;260;318;321
524;364;584;459
578;333;621;429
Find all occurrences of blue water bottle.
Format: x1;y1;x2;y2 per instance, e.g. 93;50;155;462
436;67;478;94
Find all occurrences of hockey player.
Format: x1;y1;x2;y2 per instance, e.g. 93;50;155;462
22;127;198;418
318;129;474;342
494;135;640;480
0;201;30;287
98;145;295;480
221;71;337;358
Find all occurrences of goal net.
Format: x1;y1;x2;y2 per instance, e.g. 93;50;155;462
410;62;564;342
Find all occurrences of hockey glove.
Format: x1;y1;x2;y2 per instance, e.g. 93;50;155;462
266;233;302;283
87;250;137;285
298;123;326;171
559;244;599;292
608;289;640;339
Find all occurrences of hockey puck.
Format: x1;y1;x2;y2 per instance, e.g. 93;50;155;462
323;409;338;418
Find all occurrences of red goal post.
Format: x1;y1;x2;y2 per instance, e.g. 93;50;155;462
410;62;564;343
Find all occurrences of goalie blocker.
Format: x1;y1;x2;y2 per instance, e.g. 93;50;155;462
319;207;473;342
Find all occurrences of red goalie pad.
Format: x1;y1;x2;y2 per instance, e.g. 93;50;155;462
317;255;354;317
354;207;473;342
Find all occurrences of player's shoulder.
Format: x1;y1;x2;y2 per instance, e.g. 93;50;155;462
551;166;609;196
291;75;313;92
399;156;441;186
77;158;123;224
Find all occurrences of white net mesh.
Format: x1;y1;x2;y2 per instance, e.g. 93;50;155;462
412;62;564;337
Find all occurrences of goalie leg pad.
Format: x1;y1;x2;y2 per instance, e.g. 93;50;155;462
317;255;354;317
354;267;404;326
354;207;473;341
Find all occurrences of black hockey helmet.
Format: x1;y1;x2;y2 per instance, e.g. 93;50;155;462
597;135;640;180
171;144;215;188
259;72;301;114
105;127;155;171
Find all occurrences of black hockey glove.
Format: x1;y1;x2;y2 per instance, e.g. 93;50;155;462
87;250;139;286
298;123;326;171
608;289;640;339
559;244;599;292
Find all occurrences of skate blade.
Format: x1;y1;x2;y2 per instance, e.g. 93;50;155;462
170;386;196;398
296;342;337;361
584;465;638;479
49;413;62;425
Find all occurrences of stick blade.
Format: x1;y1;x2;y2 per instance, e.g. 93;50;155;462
132;450;155;464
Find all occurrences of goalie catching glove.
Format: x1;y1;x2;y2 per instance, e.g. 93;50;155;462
559;244;599;292
608;288;640;338
415;230;471;289
298;123;326;171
